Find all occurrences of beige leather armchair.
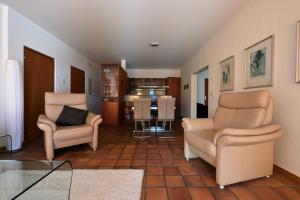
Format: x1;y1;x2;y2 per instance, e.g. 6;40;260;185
182;90;282;188
37;93;102;161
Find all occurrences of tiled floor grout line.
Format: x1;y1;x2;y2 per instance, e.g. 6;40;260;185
265;185;288;200
207;187;218;200
228;187;241;200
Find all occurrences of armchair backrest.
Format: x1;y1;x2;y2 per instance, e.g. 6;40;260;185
45;92;87;121
213;90;273;130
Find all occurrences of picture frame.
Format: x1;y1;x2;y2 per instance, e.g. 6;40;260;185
296;21;300;82
219;56;234;91
244;35;274;89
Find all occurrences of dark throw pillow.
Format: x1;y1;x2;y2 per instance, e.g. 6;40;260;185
56;106;88;126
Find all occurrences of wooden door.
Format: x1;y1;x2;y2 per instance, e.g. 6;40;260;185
24;47;54;142
204;78;209;106
71;66;85;93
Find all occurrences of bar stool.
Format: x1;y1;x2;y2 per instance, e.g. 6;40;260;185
133;98;151;138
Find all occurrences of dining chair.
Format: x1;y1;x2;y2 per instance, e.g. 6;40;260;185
133;98;151;138
156;97;176;138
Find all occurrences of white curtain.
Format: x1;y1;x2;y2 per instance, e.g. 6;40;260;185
0;4;7;136
5;59;24;150
0;60;5;135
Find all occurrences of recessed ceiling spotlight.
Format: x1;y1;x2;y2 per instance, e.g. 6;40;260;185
149;42;159;47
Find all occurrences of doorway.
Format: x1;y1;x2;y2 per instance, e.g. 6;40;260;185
24;47;55;142
191;66;209;118
71;66;85;93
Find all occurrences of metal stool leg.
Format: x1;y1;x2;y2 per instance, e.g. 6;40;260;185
133;120;151;139
158;120;175;139
141;121;145;131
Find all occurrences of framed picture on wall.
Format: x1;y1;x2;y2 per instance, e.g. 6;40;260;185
219;56;234;91
244;35;274;88
296;21;300;82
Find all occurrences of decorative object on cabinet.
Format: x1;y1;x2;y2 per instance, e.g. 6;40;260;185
219;56;234;91
244;35;274;88
101;64;128;125
296;21;300;82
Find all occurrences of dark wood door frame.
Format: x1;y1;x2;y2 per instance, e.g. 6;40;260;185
71;66;85;93
24;46;55;142
204;78;209;106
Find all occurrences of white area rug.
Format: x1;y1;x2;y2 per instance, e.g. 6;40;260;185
70;169;144;200
0;169;144;200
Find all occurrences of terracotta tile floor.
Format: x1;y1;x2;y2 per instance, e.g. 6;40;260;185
12;122;300;200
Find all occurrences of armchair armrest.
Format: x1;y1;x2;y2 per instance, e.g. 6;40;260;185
182;118;214;132
214;124;281;145
86;112;102;127
37;114;57;131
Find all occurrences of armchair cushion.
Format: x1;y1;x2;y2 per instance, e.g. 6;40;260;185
182;118;214;132
53;125;93;141
213;124;281;145
185;130;216;158
86;112;101;126
38;114;57;131
56;106;88;126
216;130;282;147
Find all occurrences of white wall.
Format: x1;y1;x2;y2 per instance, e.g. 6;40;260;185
7;8;100;113
197;69;209;104
181;0;300;176
127;68;180;78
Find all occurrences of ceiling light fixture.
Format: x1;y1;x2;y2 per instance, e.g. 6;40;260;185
149;42;159;47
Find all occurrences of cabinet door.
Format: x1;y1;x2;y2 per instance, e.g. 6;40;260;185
101;102;119;124
101;65;119;101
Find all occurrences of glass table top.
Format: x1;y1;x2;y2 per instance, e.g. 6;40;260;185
0;160;72;200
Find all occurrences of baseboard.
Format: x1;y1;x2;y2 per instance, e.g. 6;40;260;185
274;165;300;181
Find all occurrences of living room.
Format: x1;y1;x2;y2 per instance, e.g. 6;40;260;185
0;0;300;199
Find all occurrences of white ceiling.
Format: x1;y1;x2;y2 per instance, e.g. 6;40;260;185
1;0;248;68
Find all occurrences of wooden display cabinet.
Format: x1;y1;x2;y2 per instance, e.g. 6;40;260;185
166;77;181;119
101;64;128;125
